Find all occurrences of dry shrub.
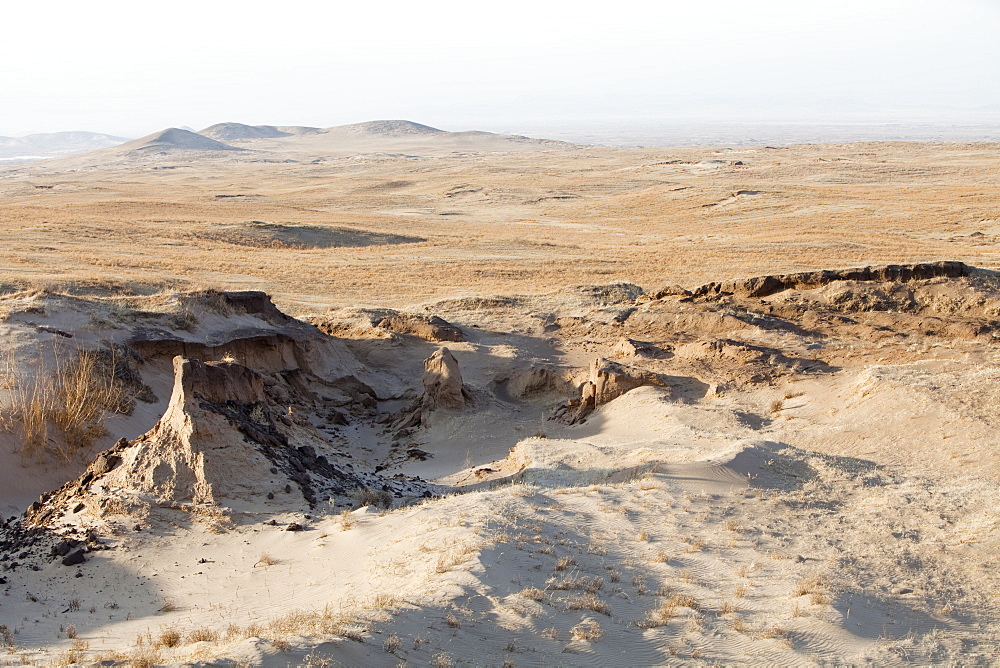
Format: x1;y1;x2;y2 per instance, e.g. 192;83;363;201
58;639;90;665
519;587;545;601
638;594;699;628
382;633;400;653
793;574;830;604
186;627;218;643
0;624;13;648
128;646;162;668
2;347;130;461
353;487;393;509
551;574;604;593
340;509;356;531
570;620;603;641
566;592;611;616
255;553;279;567
157;628;181;648
431;653;455;667
554;556;576;571
444;613;461;628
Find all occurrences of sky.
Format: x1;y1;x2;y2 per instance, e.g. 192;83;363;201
2;0;998;138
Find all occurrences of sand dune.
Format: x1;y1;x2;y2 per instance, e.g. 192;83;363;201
0;131;998;665
0;260;998;665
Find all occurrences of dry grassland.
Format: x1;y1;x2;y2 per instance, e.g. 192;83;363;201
1;142;997;312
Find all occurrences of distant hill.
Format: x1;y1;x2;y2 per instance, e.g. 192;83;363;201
200;123;320;141
0;131;130;161
336;120;445;136
116;128;243;153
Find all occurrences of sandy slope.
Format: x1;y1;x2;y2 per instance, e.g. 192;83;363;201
1;263;998;666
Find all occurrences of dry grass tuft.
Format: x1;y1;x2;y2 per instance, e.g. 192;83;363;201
382;633;400;653
638;593;699;628
551;574;604;593
255;553;280;567
1;347;130;461
353;486;393;509
519;587;546;601
157;628;181;648
554;556;576;571
431;652;455;667
186;627;219;643
570;620;603;641
566;592;611;616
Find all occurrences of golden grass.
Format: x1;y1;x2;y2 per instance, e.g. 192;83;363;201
2;143;997;313
1;346;128;461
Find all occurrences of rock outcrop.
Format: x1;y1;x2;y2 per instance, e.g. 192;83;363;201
393;347;474;429
376;313;464;342
421;347;473;413
690;261;967;300
554;358;672;424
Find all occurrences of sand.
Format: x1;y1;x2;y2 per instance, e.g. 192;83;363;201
0;130;998;666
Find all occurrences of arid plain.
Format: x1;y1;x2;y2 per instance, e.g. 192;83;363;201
0;123;998;666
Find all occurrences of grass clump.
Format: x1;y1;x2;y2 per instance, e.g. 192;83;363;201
1;346;131;461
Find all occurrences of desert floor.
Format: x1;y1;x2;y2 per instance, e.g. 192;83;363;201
0;136;998;666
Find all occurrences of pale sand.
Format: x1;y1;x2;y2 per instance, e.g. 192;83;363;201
0;134;997;666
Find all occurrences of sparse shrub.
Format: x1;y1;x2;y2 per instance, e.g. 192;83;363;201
66;624;77;639
0;624;13;647
157;600;177;612
519;587;545;601
431;652;455;667
128;646;162;668
552;574;604;593
554;556;576;571
770;398;784;414
353;487;393;509
1;347;130;461
340;509;356;530
157;628;181;648
67;598;81;612
444;612;461;628
255;553;279;567
570;620;603;641
566;592;611;615
186;627;218;643
382;633;400;653
719;600;738;615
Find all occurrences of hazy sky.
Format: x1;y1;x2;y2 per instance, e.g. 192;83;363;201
2;0;998;137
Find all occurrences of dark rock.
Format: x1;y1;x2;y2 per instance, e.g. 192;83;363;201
285;523;304;532
62;550;86;566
